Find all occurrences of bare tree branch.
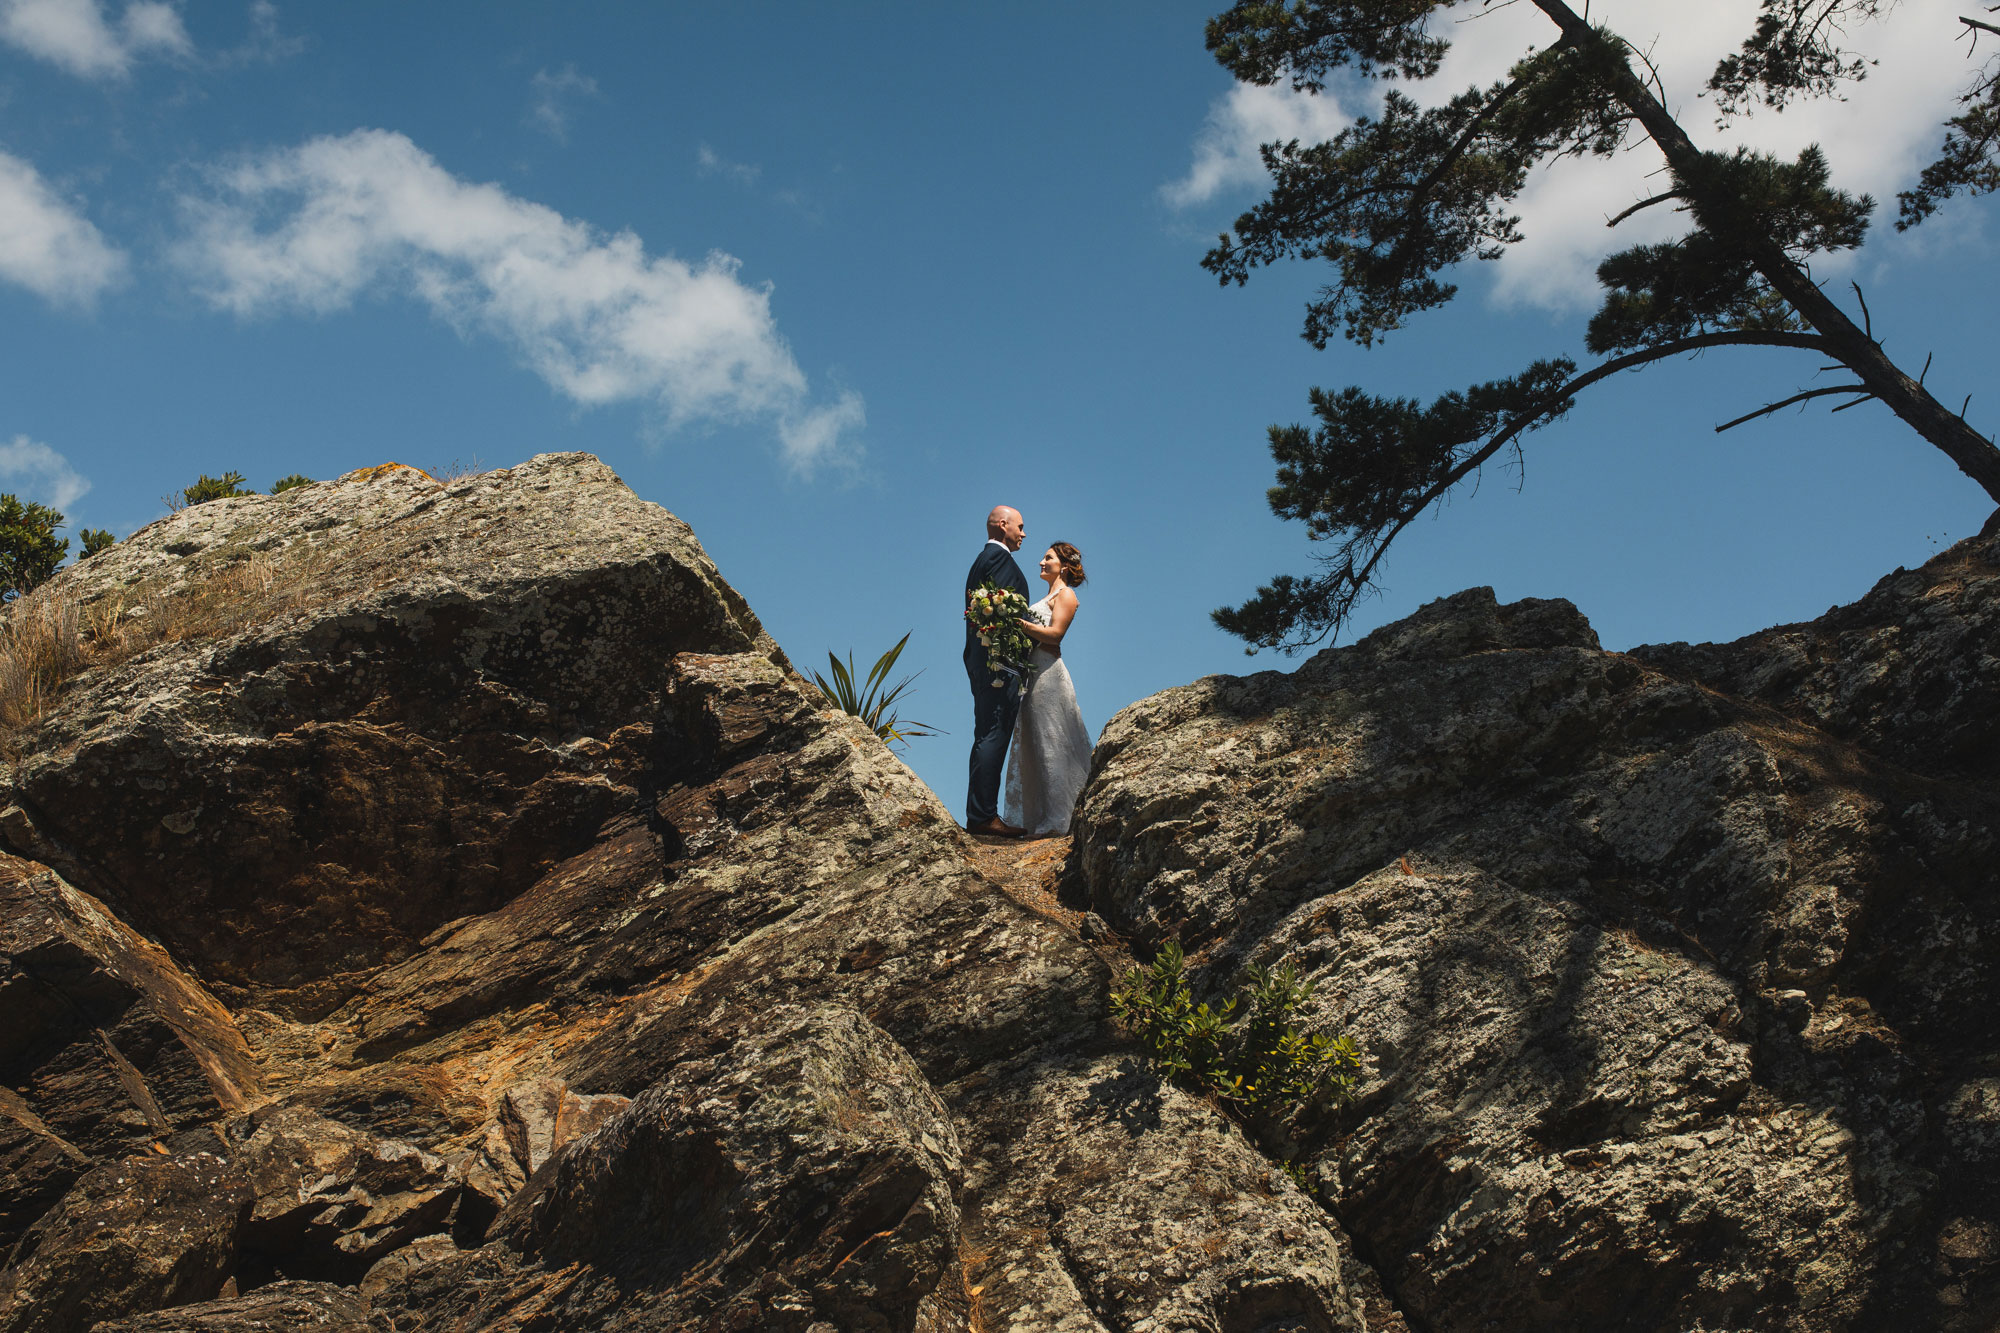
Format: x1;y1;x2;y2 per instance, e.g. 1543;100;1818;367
1606;189;1683;227
1336;329;1831;620
1715;384;1870;431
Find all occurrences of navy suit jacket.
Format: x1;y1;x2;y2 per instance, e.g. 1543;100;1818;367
964;542;1031;679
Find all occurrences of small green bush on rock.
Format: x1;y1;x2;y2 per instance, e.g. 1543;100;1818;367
270;474;313;494
1111;940;1360;1121
168;472;254;511
78;528;115;558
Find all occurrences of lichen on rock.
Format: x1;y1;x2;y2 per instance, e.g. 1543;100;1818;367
1;452;1379;1332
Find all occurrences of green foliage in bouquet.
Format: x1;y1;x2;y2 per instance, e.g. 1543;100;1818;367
1111;939;1360;1122
965;580;1037;687
810;632;942;753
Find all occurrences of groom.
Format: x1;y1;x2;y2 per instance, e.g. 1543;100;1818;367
965;504;1030;837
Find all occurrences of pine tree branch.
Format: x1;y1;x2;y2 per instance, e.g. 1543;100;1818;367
1605;190;1682;227
1714;384;1870;432
1531;0;2000;502
1340;329;1830;609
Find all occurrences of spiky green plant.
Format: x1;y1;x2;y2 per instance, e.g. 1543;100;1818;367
809;632;941;752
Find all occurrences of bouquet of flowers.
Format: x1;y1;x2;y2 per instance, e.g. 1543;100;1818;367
966;581;1037;688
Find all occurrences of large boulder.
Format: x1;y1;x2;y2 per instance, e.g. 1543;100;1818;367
372;1005;965;1331
0;857;260;1254
1071;544;2000;1330
4;456;783;1020
225;1106;457;1286
0;1152;251;1333
0;455;1378;1331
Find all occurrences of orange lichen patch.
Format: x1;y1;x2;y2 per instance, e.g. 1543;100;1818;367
340;462;438;484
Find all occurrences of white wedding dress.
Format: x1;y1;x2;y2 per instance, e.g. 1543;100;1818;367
1003;592;1094;836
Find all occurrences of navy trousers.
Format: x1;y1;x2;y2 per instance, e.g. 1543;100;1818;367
965;668;1021;824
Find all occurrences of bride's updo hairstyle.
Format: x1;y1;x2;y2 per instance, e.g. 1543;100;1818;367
1050;541;1086;588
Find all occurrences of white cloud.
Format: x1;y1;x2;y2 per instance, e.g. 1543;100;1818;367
777;389;864;471
1161;79;1350;209
527;64;598;144
697;143;761;188
0;0;191;79
1167;1;1988;313
214;1;303;69
0;435;91;510
0;150;128;306
173;128;862;473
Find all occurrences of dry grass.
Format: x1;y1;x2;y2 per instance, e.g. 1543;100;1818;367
429;456;487;483
0;591;85;730
0;542;338;741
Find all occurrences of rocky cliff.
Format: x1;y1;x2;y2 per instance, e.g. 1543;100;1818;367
0;454;1993;1331
1071;524;2000;1332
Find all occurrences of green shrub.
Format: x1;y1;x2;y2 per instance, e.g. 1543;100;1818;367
168;472;253;511
0;495;69;598
270;474;313;494
1111;940;1360;1121
78;528;115;558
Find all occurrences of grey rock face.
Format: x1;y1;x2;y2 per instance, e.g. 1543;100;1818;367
0;1152;251;1333
89;1280;370;1331
0;856;260;1254
1;455;1374;1332
225;1105;457;1286
15;447;1985;1330
6;455;781;1020
1072;561;2000;1330
371;1006;963;1331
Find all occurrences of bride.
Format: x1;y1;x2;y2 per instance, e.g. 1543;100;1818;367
1003;542;1094;837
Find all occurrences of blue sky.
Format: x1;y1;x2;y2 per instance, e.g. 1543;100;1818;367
3;0;1995;810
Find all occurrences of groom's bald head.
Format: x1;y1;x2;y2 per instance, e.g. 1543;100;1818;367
986;506;1024;551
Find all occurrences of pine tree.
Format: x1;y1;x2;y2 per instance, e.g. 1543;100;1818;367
0;495;70;598
1205;0;2000;650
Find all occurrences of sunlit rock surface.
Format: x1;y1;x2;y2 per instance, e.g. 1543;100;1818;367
0;455;1366;1332
5;451;1994;1330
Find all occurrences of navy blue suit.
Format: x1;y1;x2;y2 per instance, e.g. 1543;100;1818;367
965;541;1031;824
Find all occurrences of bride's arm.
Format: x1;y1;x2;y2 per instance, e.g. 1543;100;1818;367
1017;590;1078;650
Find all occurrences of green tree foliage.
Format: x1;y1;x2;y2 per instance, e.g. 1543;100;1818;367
809;633;942;752
1204;0;2000;651
171;472;254;511
270;474;313;494
1111;939;1361;1121
1898;10;2000;228
79;528;115;559
0;495;70;598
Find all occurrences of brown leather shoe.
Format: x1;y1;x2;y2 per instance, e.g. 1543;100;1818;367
965;817;1027;838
